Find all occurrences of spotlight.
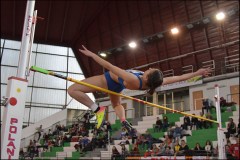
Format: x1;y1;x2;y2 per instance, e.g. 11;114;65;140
99;52;107;57
142;38;149;43
186;24;194;29
216;12;225;21
203;17;211;24
171;27;179;35
116;47;122;52
227;9;236;16
157;33;164;38
129;41;137;48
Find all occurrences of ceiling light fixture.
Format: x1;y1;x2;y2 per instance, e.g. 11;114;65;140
142;38;149;43
157;33;164;38
116;47;123;52
227;9;236;16
99;52;107;57
186;24;194;29
129;41;137;48
216;12;225;21
171;27;179;35
203;17;211;24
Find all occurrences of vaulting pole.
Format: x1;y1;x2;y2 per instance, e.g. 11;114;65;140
30;66;219;124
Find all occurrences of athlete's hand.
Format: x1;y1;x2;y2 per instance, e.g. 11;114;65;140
196;68;212;77
79;45;95;57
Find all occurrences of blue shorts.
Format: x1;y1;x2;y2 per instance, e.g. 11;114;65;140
104;72;124;93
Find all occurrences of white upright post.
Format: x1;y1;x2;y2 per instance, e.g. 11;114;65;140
215;84;226;159
171;92;174;113
152;92;158;115
17;0;35;79
26;10;38;77
108;131;110;150
164;93;167;114
1;78;28;159
1;1;35;159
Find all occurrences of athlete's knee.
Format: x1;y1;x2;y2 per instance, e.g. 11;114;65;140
112;104;122;109
67;85;78;96
67;87;73;97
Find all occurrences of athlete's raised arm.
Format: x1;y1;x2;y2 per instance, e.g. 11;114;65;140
79;45;139;86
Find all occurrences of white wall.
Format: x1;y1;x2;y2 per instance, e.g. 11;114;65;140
21;109;67;139
189;77;239;111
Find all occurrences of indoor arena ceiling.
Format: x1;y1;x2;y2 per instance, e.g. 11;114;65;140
1;0;239;98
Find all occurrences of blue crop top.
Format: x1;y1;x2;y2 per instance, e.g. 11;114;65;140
118;70;144;90
104;69;144;93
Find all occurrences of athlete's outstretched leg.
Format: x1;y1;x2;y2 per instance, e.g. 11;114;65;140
109;94;125;121
110;94;136;136
68;75;107;129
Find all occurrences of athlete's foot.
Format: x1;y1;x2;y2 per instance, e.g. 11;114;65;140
121;120;136;136
95;106;106;129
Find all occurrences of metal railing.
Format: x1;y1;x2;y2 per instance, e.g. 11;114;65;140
202;60;215;76
163;69;174;77
225;54;239;72
182;65;194;74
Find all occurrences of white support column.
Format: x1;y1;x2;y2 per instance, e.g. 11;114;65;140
26;10;38;77
215;84;226;159
17;0;35;79
172;92;174;113
1;77;28;159
152;92;158;115
180;101;183;112
1;1;35;159
164;93;167;114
